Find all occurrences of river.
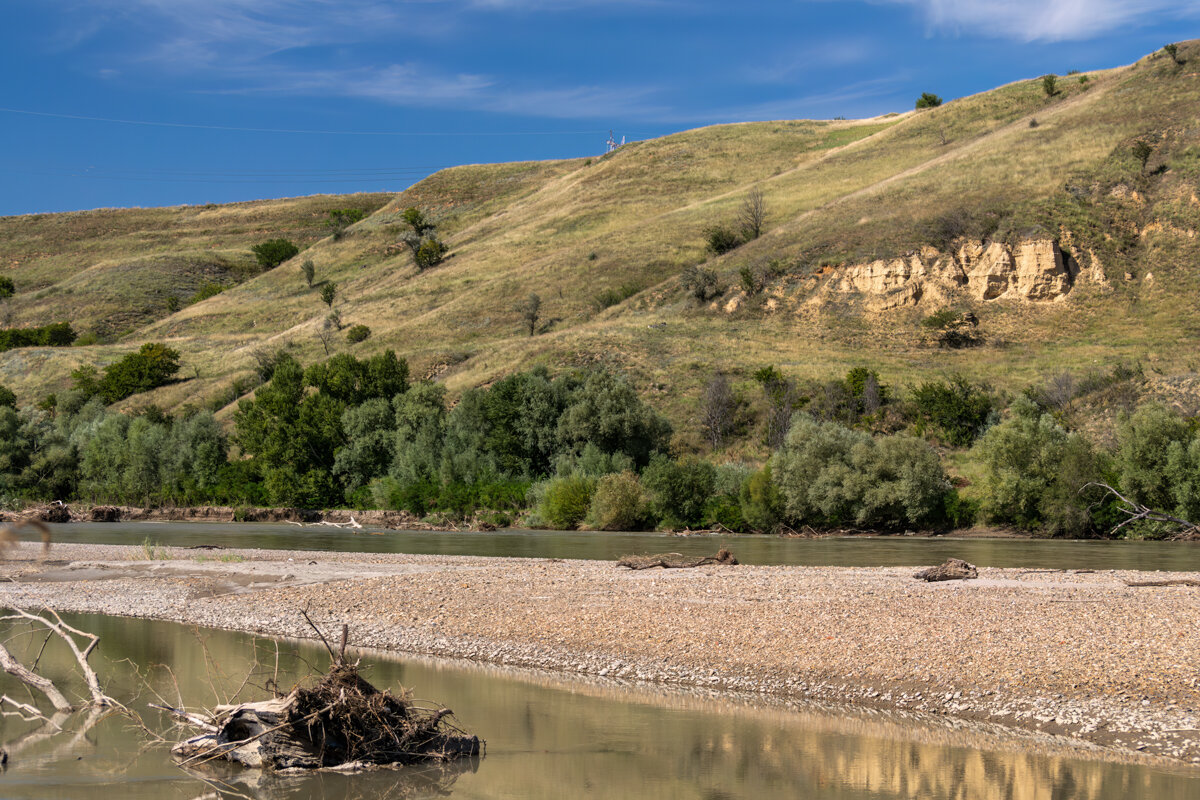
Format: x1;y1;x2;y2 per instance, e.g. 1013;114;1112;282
2;613;1198;799
26;521;1200;572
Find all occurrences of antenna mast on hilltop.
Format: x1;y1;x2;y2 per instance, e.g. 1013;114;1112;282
606;130;625;153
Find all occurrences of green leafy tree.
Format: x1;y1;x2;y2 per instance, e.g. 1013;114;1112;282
1164;43;1181;64
0;276;14;299
0;385;16;409
740;463;784;532
556;371;672;469
301;258;316;288
73;343;181;404
642;455;716;529
320;282;337;308
773;416;948;528
915;92;942;109
1041;74;1058;97
1116;404;1194;514
972;396;1111;534
251;239;300;270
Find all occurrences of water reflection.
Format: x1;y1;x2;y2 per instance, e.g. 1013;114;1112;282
2;613;1198;799
31;521;1200;571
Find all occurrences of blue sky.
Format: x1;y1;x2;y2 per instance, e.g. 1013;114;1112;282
1;1;1196;216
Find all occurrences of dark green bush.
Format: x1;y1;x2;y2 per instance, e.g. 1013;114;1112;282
251;239;300;269
915;92;942;109
0;384;16;409
911;375;996;446
74;342;182;404
346;324;371;343
327;208;367;238
592;282;642;311
0;322;77;352
704;225;743;255
1041;74;1058;97
642;455;716;529
0;276;14;299
415;237;448;269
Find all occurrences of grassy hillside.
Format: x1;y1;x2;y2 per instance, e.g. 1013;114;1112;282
2;42;1199;457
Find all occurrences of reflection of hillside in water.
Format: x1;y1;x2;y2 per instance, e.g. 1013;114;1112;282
3;613;1198;799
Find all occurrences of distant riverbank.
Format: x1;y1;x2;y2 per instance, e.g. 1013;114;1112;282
3;542;1198;766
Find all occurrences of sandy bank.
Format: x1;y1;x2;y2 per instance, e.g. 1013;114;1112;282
2;542;1198;766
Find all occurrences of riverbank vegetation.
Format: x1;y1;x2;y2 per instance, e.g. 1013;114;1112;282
0;348;1196;539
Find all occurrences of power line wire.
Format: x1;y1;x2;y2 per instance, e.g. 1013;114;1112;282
0;106;606;137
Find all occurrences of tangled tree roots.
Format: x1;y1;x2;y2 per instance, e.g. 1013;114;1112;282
913;558;978;582
173;660;481;772
617;549;739;570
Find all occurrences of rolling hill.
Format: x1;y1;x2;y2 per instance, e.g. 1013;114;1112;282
2;41;1199;457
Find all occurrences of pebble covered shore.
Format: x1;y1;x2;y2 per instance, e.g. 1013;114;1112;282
3;542;1199;765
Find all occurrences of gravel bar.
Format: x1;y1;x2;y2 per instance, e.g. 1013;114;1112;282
3;542;1199;765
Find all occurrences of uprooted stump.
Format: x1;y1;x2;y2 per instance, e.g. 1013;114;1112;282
617;549;739;570
172;662;482;772
913;558;978;582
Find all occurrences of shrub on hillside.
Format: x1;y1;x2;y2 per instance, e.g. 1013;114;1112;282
915;92;942;109
0;384;16;409
327;208;367;239
588;470;646;530
251;238;300;269
911;375;996;446
72;342;182;405
415;237;448;270
704;225;743;255
0;322;76;352
681;265;722;302
346;324;371;343
0;276;14;299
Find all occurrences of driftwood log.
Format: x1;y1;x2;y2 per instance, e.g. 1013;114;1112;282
89;506;121;522
913;558;978;582
617;549;739;570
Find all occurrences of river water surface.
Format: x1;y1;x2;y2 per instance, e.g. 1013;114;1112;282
31;521;1200;572
2;614;1199;799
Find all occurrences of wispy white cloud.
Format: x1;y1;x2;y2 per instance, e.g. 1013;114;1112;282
49;1;670;120
742;36;877;84
878;0;1200;42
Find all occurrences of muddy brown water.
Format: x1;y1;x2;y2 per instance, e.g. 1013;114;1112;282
2;614;1199;799
26;521;1200;572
